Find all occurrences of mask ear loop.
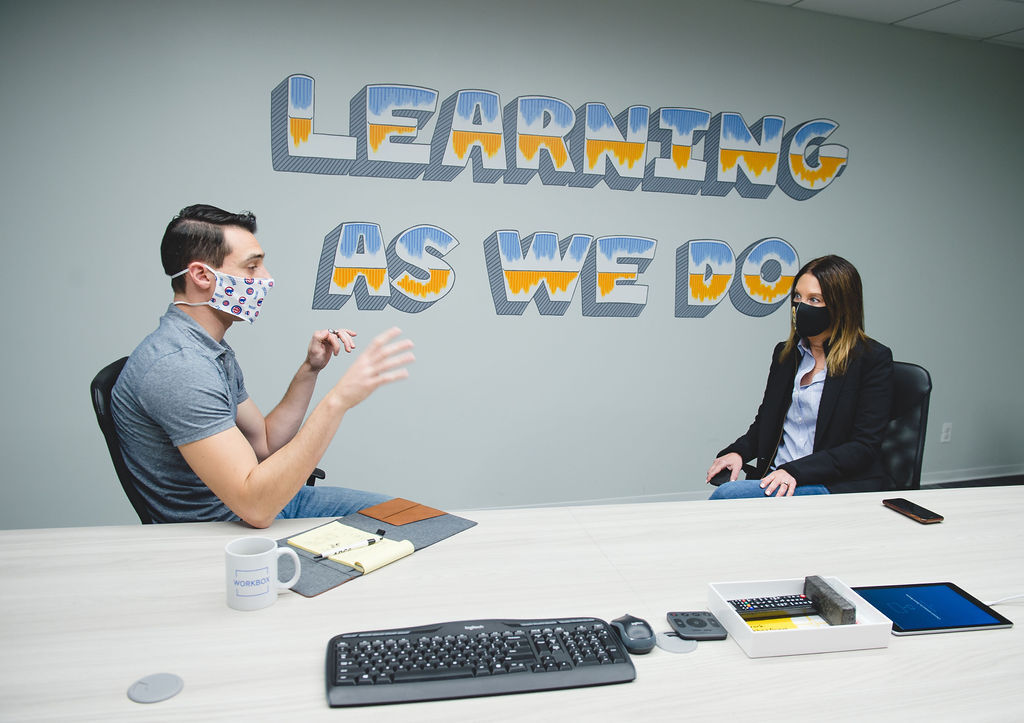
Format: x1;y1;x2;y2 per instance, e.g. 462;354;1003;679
170;262;215;280
171;264;216;308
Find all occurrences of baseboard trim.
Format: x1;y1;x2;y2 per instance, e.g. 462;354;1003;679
920;464;1024;486
475;489;710;510
475;468;1024;510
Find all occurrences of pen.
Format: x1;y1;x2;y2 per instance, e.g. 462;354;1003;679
313;529;387;561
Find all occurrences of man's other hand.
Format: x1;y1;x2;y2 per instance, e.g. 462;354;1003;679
333;327;415;410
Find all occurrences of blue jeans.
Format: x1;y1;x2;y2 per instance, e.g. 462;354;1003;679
709;479;830;499
276;485;391;519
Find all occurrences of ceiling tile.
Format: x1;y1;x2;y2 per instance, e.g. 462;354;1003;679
896;0;1024;39
747;0;1024;48
989;26;1024;45
793;0;952;25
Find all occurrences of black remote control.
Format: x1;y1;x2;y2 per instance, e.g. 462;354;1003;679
666;611;728;641
728;594;817;620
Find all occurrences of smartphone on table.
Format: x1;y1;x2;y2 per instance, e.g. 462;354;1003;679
882;498;943;524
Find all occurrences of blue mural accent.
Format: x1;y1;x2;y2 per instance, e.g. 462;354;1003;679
518;97;575;128
597;236;656;260
336;223;384;257
289;76;313;110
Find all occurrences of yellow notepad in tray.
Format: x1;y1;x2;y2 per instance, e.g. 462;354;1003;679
287;522;414;574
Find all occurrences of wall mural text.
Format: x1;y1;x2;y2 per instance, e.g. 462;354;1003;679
270;75;847;318
271;75;848;200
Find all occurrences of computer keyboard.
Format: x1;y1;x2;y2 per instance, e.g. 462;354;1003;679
325;616;636;707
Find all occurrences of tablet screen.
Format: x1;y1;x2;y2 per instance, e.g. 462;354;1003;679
853;582;1013;635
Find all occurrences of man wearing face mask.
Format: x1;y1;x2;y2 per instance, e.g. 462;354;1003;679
705;255;893;498
111;204;415;527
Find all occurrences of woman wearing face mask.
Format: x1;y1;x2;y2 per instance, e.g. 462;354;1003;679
706;255;893;499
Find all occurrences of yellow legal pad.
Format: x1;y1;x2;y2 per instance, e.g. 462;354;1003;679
287;521;414;574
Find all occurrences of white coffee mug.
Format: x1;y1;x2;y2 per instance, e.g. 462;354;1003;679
224;537;300;611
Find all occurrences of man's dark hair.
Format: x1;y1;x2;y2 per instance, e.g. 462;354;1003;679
161;204;258;292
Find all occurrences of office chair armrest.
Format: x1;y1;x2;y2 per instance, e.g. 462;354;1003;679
708;468;731;486
708;464;757;486
306;467;326;486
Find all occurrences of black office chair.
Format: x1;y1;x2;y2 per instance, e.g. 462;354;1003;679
91;357;155;523
90;356;325;524
880;361;932;490
708;360;932;490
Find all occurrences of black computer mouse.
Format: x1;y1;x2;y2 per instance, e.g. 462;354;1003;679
611;613;656;654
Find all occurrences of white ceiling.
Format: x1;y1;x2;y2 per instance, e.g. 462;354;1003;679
748;0;1024;49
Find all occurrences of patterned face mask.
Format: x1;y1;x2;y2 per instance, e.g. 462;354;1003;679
171;264;274;324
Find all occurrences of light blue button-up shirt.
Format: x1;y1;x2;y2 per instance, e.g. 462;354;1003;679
773;339;826;469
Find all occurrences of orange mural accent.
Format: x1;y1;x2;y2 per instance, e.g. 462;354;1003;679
586;140;645;170
450;131;502;159
518;135;569;168
368;124;417;152
395;269;451;298
598;271;636;297
688;273;731;302
672;145;692;170
290;118;311;146
743;273;794;302
719;149;778;177
788;154;846;187
504;270;578;295
332;267;388;291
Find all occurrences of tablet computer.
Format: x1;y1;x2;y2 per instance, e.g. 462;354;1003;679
852;582;1013;636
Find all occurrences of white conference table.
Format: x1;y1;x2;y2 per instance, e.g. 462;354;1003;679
1;487;1022;722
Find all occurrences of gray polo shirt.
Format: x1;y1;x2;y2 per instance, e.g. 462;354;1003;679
111;304;248;522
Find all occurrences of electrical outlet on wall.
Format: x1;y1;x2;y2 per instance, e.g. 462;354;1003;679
940;422;953;443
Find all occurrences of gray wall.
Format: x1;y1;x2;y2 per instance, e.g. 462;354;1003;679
1;0;1021;529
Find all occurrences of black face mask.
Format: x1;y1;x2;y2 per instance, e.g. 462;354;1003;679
792;301;831;338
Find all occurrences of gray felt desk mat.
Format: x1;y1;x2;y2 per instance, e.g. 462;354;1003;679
277;511;476;597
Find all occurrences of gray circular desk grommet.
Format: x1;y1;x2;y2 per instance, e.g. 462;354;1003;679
656;631;699;654
127;673;184;703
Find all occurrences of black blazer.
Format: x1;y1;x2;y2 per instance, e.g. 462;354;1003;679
718;338;893;494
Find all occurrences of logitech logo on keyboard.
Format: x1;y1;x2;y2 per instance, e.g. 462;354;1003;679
464;625;485;631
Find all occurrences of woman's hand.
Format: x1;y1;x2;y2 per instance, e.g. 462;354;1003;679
760;468;798;497
706;453;743;483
